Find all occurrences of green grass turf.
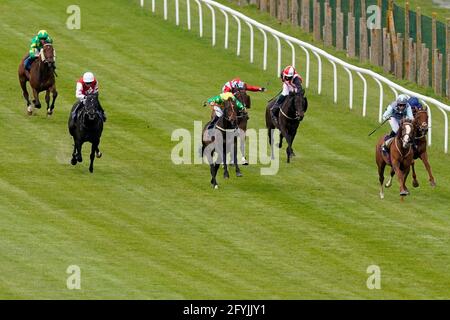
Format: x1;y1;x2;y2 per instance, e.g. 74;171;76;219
394;0;449;22
0;0;449;299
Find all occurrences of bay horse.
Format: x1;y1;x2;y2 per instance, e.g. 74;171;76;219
233;89;251;165
265;90;307;163
68;94;104;173
18;43;58;116
202;99;240;189
376;120;415;199
384;108;436;188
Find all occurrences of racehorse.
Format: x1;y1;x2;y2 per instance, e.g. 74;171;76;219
233;89;251;165
376;120;415;199
202;99;240;189
68;94;104;173
265;90;307;163
384;107;436;188
18;43;57;116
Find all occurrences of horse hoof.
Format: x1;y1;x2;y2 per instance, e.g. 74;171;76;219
291;151;296;157
35;104;41;109
77;157;82;163
96;152;102;158
400;191;409;196
236;172;243;177
379;193;384;199
47;109;53;116
385;182;392;188
412;181;419;188
89;167;93;173
70;158;77;166
430;181;436;187
224;175;229;179
214;185;219;189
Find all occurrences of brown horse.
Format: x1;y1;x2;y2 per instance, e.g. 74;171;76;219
376;120;415;199
384;108;436;189
233;89;251;165
18;43;58;116
202;99;239;188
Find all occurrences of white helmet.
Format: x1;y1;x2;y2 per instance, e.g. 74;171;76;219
83;72;95;83
397;94;409;105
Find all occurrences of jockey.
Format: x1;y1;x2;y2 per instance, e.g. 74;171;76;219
222;78;266;94
408;96;424;115
381;94;414;153
270;65;304;126
24;30;53;75
204;92;245;130
71;72;106;122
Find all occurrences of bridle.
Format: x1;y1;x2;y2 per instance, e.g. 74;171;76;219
280;93;303;120
215;99;238;132
413;110;429;140
395;121;414;157
39;43;56;69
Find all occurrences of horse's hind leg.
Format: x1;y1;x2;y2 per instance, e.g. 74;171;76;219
420;152;436;187
76;140;83;163
378;162;386;199
19;79;32;109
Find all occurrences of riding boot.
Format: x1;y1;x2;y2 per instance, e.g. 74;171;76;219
208;116;220;130
97;101;107;122
71;101;83;121
270;106;279;127
382;131;396;154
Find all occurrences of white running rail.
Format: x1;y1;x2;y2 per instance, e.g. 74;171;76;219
141;0;450;154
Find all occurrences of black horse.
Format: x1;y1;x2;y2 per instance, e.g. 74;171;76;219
202;99;240;189
68;94;104;173
265;90;308;163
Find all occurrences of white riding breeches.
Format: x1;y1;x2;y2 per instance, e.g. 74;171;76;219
214;105;223;118
389;117;400;133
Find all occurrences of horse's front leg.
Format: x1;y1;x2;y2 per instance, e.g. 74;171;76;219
392;161;408;196
411;161;419;188
210;163;220;189
420;152;436;187
385;168;395;188
239;129;248;165
377;161;386;199
71;138;78;165
45;90;50;111
49;85;58;114
284;133;293;163
32;88;41;109
76;140;83;163
89;141;98;173
234;135;242;177
223;143;229;179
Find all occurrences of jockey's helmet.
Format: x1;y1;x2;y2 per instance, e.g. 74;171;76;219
282;66;296;81
396;94;409;110
38;30;49;40
83;72;95;84
408;97;422;109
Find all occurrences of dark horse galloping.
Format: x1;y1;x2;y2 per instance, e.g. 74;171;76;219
68;94;104;173
202;99;240;189
233;89;251;165
265;90;307;163
18;43;57;116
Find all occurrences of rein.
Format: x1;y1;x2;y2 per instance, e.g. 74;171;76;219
280;96;301;120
